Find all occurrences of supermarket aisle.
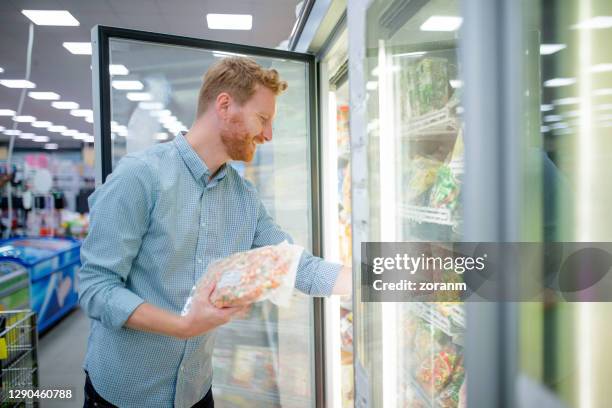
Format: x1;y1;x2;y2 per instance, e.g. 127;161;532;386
38;308;89;408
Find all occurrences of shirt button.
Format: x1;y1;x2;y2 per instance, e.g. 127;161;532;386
197;258;203;264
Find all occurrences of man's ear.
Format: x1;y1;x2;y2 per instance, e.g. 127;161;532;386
215;92;231;119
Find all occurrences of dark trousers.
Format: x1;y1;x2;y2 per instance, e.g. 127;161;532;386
84;372;214;408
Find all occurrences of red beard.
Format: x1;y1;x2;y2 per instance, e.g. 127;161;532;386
220;113;259;162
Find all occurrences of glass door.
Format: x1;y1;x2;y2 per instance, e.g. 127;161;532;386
92;26;320;408
350;0;466;406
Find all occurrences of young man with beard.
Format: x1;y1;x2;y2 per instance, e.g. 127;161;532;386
78;57;351;408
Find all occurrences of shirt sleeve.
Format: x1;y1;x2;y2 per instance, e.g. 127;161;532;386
78;156;157;329
251;199;341;297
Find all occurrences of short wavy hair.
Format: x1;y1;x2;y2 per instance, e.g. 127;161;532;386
196;56;288;116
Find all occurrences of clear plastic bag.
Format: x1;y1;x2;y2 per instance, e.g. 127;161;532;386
182;241;303;314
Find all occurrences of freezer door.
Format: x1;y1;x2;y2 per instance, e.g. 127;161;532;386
91;26;320;408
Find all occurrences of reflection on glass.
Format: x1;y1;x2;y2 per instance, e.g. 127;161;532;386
358;0;466;407
107;38;314;407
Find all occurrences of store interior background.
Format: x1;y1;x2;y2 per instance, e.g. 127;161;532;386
1;0;612;407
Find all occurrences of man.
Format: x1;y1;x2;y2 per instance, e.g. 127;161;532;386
79;57;351;408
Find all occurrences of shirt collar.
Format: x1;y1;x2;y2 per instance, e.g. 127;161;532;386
174;131;227;185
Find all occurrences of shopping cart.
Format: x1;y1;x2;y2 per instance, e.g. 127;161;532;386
0;310;39;407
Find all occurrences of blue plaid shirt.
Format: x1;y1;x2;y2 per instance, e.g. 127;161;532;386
78;132;341;407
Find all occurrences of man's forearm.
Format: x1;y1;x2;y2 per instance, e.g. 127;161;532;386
332;266;352;296
125;303;187;339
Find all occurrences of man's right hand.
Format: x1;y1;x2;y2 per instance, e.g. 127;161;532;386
179;282;248;339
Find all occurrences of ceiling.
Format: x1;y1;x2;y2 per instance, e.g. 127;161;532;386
0;0;301;150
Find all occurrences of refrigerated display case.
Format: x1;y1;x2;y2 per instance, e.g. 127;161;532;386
348;0;467;406
92;26;323;407
319;26;355;408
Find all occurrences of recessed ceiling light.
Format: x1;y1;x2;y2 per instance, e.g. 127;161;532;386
112;80;144;91
28;92;60;100
109;64;129;75
572;16;612;30
591;63;612;73
32;121;52;128
0;109;17;116
48;125;67;132
19;133;35;139
63;42;92;55
540;44;566;55
21;10;79;26
4;130;21;136
126;92;152;101
33;136;50;143
0;80;36;89
544;78;576;87
206;14;253;30
13;115;36;123
420;16;463;32
70;109;93;117
44;143;59;150
52;101;79;109
138;102;164;110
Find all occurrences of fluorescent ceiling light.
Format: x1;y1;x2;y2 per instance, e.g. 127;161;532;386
420;16;463;32
48;125;67;132
366;81;378;91
19;133;35;139
544;115;563;122
0;109;17;116
62;130;79;136
109;64;129;75
594;88;612;96
52;101;79;109
28;91;60;100
33;136;50;143
544;78;576;87
32;121;52;128
541;104;554;111
73;134;86;140
572;16;612;30
44;143;59;150
371;65;400;76
0;80;36;89
63;42;92;55
84;136;94;143
206;14;252;30
112;80;144;90
138;102;164;110
22;10;79;26
540;44;566;55
4;130;21;136
591;63;612;73
212;50;247;58
449;79;463;89
554;97;580;105
126;92;152;101
70;109;93;117
84;116;94;123
13;115;36;123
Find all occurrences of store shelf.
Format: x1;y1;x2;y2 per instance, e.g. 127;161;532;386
402;104;459;141
399;204;454;226
409;375;433;408
412;303;465;337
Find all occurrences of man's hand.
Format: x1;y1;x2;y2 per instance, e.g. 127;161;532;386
332;266;352;296
179;282;247;338
125;282;248;340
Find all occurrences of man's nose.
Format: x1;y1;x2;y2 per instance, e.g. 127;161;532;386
262;122;273;142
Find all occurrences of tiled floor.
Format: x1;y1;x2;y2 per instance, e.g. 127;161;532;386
38;308;89;408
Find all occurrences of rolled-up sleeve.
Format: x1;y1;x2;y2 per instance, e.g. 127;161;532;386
252;199;341;297
78;156;157;329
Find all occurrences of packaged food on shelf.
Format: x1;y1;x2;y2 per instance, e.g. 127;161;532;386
430;131;464;213
401;57;450;119
340;308;353;354
403;156;444;203
181;242;303;312
415;345;461;395
230;345;277;393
